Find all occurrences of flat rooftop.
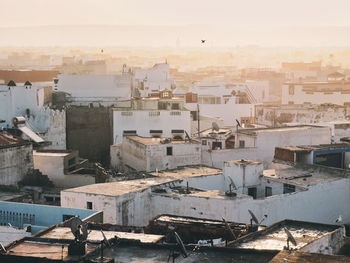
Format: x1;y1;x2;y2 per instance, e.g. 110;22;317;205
64;166;222;197
276;143;350;152
238;125;325;135
62;177;175;197
230;220;341;251
270;251;350;263
126;136;199;146
4;240;96;261
149;166;222;179
265;163;348;187
40;227;164;244
226;159;262;165
104;245;276;263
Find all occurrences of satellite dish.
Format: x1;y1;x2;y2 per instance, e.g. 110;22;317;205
70;217;83;235
248;210;259;225
174;232;188;258
101;230;111;247
284;227;297;250
70;217;88;242
227;176;237;190
212;122;220;132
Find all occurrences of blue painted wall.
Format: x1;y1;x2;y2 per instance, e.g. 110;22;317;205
0;201;97;231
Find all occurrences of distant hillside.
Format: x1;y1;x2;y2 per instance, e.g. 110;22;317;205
0;24;350;47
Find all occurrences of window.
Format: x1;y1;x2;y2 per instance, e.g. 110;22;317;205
202;140;207;146
87;201;93;210
283;184;296;194
121;111;133;116
166;147;173;156
158;102;167;110
191;111;198;121
150;130;163;138
248;187;257;199
149;111;160;116
170;111;181;116
265;186;272;197
171;103;180;110
212;141;222;150
239;140;245;148
123;130;137;136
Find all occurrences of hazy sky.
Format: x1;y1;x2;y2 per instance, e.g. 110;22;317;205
2;0;350;27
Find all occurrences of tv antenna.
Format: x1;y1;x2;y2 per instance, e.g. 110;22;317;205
167;231;188;263
248;210;267;230
284;227;297;250
225;176;237;197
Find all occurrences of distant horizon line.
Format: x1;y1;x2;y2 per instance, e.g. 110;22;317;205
1;24;350;29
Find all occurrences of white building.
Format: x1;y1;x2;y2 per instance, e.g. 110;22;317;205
133;63;175;97
111;136;201;172
0;81;66;149
185;81;266;126
57;73;132;106
61;160;350;228
112;94;191;144
282;81;350;106
255;104;350;128
201;125;331;168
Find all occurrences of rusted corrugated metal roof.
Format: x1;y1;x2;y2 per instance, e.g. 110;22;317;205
0;131;23;146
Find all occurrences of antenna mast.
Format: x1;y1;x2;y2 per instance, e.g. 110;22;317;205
197;104;200;138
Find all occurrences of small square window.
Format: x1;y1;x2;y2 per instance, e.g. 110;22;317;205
239;140;245;148
283;184;295;194
87;201;93;210
265;186;272;197
166;147;173;156
202;140;207;146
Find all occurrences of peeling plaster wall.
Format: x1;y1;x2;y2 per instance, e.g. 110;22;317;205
62;174;350;227
121;138;201;172
0;143;33;185
151;177;350;227
256;105;350;127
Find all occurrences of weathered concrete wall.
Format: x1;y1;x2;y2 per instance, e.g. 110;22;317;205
202;126;331;168
61;174;350;227
146;143;201;171
61;191;118;224
151;177;350;227
66;106;112;165
256;104;350;127
120;137;201;172
121;139;148;171
0;143;33;186
42;109;66;150
33;153;95;188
